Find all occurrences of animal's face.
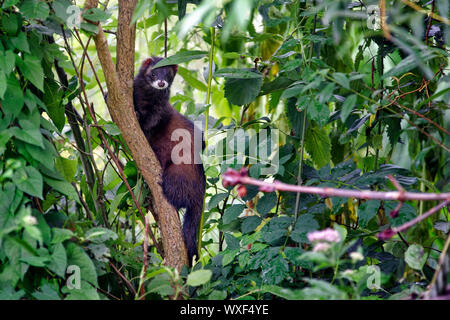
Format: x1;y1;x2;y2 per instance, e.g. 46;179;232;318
142;57;177;90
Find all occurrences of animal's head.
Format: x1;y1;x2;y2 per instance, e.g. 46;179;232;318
140;57;178;90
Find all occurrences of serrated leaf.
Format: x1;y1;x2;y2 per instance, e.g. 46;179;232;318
224;77;263;105
305;125;331;168
291;214;319;243
358;200;380;228
256;192;277;215
223;204;246;224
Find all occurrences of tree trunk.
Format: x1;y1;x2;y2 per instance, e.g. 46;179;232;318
84;0;188;271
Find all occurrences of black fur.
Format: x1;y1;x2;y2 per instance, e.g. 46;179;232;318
133;57;205;265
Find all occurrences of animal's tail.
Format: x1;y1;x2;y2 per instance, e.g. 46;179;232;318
183;200;203;266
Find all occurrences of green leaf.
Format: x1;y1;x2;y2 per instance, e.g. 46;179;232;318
2;0;20;9
32;283;61;300
147;273;175;296
0;72;6;99
340;94;357;123
224;77;263;105
66;242;98;287
405;244;427;271
82;8;111;22
214;68;262;79
47;243;67;278
43;79;65;131
291;214;319;243
44;177;80;203
307;100;330;127
13;166;43;199
55;157;77;182
16;54;44;92
10;126;43;148
19;0;49;20
333;72;349;89
10;32;30;53
51;228;74;244
261;285;303;300
152;51;208;69
85;227;118;243
177;66;207;92
358;200;380;228
24;139;56;170
208;193;228;210
241;216;262;234
304;125;331;168
0;12;21;35
223;204;246;224
256;192;277;215
2;74;25;119
186;269;212;287
131;0;153;24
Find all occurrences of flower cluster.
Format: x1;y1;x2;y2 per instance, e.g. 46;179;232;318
307;228;341;253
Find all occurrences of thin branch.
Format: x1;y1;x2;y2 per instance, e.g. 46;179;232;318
222;168;450;202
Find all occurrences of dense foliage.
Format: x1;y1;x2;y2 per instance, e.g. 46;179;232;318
0;0;449;300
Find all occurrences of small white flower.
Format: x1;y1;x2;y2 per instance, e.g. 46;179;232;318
350;251;364;263
23;215;37;225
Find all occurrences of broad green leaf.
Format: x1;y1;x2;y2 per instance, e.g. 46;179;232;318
0;12;21;35
19;0;49;20
2;74;24;119
47;243;67;278
208;193;228;210
51;228;74;244
333;72;349;89
13;166;43;199
307;100;330;127
66;242;98;287
44;177;80;203
256;192;277;215
55;157;77;182
340;94;357;123
304;125;331;168
291;214;319;243
405;244;427;271
32;283;61;300
214;68;262;79
241;216;262;234
153;51;208;69
16;54;44;92
223;204;246;224
177;66;207;92
10;32;30;53
24;139;56;170
358;200;380;228
186;269;212;287
224;77;263;105
82;8;111;22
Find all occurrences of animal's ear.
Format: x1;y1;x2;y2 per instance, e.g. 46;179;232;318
142;58;153;68
171;64;178;74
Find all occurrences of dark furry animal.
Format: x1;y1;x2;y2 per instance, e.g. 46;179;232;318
133;57;205;265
